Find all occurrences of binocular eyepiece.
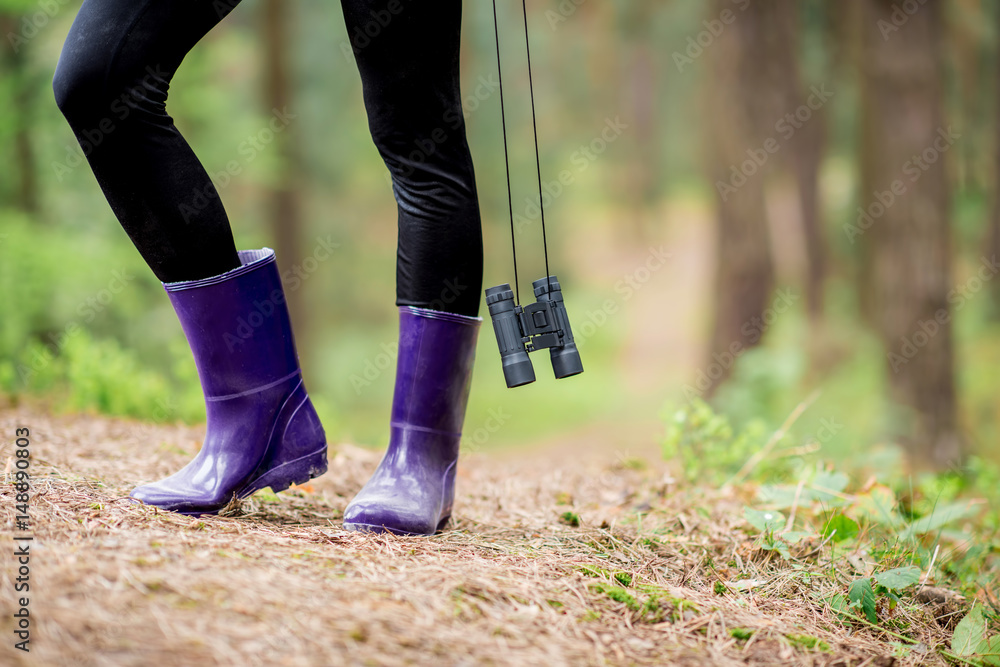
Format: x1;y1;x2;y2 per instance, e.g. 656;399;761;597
485;276;584;388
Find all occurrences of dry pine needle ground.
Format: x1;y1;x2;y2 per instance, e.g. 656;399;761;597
0;406;969;666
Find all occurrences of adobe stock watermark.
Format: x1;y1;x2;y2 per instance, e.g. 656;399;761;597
460;407;512;455
15;269;136;385
211;0;241;19
513;116;628;233
843;126;960;244
546;0;587;30
452;75;501;122
122;392;182;444
7;0;73;53
672;0;751;74
11;426;32;653
888;255;999;372
223;236;339;352
52;64;173;182
426;277;470;312
877;0;929;40
179;106;297;222
347;277;469;394
339;0;408;62
682;288;799;400
380;74;500;187
574;245;672;348
812;417;844;445
716;84;834;202
348;340;398;395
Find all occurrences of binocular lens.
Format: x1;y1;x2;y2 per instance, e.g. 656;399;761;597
487;283;537;387
550;342;583;379
502;350;536;387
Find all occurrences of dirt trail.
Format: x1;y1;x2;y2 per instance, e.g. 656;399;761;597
0;406;948;666
537;198;715;462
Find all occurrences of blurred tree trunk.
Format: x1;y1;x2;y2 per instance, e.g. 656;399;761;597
0;13;39;214
702;0;778;394
795;119;827;321
950;0;986;192
621;2;660;240
989;1;1000;319
767;2;827;321
825;0;867;322
859;0;962;467
261;0;304;331
825;0;863;76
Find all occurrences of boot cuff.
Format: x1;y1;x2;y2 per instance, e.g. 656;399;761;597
163;248;275;292
400;306;482;326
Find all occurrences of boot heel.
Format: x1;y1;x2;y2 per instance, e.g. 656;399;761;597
438;459;457;527
241;446;327;498
241;387;328;498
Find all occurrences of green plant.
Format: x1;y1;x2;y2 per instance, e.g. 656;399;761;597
560;511;581;527
577;565;632;588
743;507;810;560
821;513;860;542
951;604;1000;664
786;634;831;652
844;567;921;624
600;586;640;611
613;571;633;587
662;399;767;483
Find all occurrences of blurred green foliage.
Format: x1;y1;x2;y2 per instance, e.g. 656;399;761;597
662;398;768;484
0;0;998;470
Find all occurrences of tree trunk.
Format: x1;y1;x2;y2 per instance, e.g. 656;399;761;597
859;0;961;467
261;0;304;332
622;2;659;241
989;1;1000;319
702;0;778;395
0;13;39;215
759;1;827;321
950;0;986;193
795;119;826;321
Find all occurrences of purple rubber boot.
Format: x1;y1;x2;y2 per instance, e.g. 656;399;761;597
343;306;481;535
130;248;327;514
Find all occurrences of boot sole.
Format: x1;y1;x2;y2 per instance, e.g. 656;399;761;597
167;384;328;516
172;447;328;517
342;514;451;536
239;445;328;499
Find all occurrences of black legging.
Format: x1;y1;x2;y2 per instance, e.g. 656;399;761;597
53;0;483;317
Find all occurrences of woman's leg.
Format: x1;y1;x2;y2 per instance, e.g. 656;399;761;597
53;0;242;282
53;1;329;514
341;0;484;317
341;0;483;535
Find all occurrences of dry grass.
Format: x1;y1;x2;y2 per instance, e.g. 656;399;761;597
0;406;971;666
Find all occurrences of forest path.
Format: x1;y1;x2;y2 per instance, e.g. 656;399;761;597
504;197;718;463
0;405;939;667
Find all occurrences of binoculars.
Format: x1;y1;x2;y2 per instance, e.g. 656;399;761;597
485;276;584;388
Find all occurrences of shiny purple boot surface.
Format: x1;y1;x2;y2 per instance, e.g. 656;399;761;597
130;249;327;514
343;307;481;535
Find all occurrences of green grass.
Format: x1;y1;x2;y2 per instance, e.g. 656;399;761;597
663;398;1000;663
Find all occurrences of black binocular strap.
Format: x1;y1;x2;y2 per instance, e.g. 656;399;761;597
491;0;552;305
